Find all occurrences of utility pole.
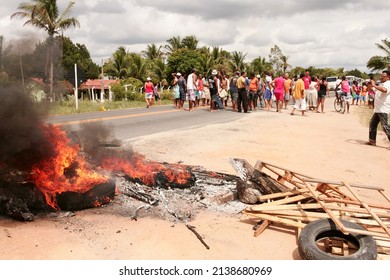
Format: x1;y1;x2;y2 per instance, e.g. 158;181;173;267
101;59;104;103
74;63;78;110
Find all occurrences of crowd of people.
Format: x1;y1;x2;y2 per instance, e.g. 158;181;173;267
144;69;380;116
164;69;333;115
143;69;390;149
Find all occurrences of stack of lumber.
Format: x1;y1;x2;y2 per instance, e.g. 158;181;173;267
235;159;390;256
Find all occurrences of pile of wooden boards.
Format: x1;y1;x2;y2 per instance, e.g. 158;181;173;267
230;159;390;258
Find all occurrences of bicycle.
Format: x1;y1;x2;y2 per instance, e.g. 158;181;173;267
334;91;346;114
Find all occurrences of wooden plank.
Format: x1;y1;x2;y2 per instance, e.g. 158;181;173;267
321;197;390;211
256;193;313;206
379;190;390;204
253;220;270;237
303;181;351;235
242;210;306;228
303;178;385;191
343;182;390;238
258;188;311;201
248;203;322;212
325;205;390;218
255;160;314;179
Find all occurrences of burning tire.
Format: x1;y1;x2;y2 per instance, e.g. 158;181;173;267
298;218;377;260
56;179;116;211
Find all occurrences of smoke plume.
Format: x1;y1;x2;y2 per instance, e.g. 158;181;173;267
0;85;53;170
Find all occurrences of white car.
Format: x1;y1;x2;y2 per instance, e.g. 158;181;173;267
326;76;340;91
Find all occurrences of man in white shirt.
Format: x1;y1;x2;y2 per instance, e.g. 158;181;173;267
365;70;390;148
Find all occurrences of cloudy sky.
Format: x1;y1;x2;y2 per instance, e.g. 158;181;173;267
1;0;390;72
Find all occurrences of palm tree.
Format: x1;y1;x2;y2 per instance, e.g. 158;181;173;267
249;56;272;75
128;53;148;81
107;46;130;79
281;55;291;73
182;35;198;50
165;36;183;54
142;43;162;60
11;0;80;100
229;51;247;72
367;38;390;71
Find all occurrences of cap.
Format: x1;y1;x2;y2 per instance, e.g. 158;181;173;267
176;72;181;76
211;69;218;75
256;74;261;78
146;77;151;81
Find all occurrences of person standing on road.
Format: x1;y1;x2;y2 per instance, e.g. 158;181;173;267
172;73;180;108
272;72;285;112
365;70;390;148
209;69;224;112
177;73;187;110
316;77;328;113
237;71;249;113
144;77;154;108
187;68;198;111
290;73;306;116
230;71;239;111
283;73;293;110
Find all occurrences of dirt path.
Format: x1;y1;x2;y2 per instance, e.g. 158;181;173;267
1;101;389;260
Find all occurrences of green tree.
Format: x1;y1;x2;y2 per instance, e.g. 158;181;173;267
11;0;80;100
367;38;390;71
182;35;198;50
165;36;183;54
106;46;131;79
228;51;247;73
268;45;286;74
142;43;162;60
61;36;99;79
249;56;272;76
128;53;148;81
281;55;291;73
166;49;204;82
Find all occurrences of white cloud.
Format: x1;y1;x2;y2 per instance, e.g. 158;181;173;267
1;0;390;72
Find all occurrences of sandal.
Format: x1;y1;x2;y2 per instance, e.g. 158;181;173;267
364;141;376;146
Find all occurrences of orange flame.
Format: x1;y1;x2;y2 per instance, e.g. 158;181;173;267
101;154;192;187
30;125;108;209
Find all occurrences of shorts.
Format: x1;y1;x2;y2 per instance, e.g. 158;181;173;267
360;95;366;101
248;90;256;100
231;91;238;102
293;98;307;111
284;93;290;101
264;89;272;100
274;91;284;101
344;94;352;104
179;90;186;101
145;93;153;99
198;90;205;98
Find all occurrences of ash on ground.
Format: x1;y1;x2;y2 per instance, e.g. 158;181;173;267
109;169;246;223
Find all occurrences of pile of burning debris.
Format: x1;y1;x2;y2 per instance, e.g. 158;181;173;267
0;122;243;222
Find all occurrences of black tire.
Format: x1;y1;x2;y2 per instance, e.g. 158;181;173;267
298;218;377;260
334;98;341;112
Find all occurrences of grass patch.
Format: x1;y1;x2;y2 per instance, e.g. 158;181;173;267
48;97;173;116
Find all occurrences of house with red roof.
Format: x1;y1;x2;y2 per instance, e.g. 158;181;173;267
79;79;118;101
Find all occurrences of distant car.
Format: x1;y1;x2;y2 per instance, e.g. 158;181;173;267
326;76;340;90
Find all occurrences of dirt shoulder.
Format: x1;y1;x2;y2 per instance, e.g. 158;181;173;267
1;101;389;260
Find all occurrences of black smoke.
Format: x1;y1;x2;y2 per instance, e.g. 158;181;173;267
0;85;54;170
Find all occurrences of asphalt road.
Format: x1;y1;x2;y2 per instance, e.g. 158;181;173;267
46;104;250;141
